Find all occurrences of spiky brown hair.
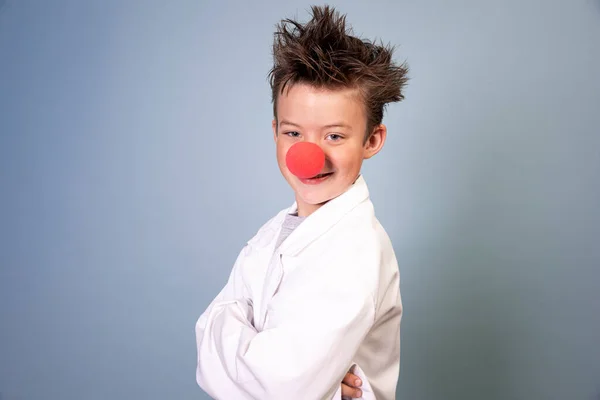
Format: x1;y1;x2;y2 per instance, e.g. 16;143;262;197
268;5;409;138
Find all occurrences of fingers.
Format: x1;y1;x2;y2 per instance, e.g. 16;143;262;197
341;383;363;398
341;372;363;398
342;371;362;388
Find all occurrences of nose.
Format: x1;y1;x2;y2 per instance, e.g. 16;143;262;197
285;142;325;179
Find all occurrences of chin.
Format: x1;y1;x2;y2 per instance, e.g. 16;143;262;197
284;172;350;207
298;194;332;206
295;185;344;207
291;184;327;204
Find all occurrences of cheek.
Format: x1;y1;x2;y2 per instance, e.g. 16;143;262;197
276;142;290;168
329;148;362;171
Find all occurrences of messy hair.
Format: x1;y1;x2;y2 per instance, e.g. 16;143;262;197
268;5;409;138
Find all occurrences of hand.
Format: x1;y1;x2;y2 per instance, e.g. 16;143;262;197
341;371;363;398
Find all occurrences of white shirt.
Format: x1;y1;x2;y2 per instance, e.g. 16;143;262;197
195;175;402;399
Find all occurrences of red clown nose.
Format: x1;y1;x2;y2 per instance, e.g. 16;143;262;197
285;142;325;179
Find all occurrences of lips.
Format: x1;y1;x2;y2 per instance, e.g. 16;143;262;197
311;172;333;179
299;171;334;185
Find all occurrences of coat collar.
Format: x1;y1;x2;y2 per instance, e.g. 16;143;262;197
277;174;371;256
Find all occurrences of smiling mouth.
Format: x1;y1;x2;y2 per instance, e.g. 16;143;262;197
309;172;333;179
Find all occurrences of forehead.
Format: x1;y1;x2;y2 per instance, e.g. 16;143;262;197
277;83;365;126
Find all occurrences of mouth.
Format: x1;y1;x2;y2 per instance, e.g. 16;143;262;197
299;171;334;185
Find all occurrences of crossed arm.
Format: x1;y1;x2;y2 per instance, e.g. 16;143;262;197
195;247;376;399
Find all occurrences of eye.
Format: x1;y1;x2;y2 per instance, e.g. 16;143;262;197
326;133;343;141
285;131;301;138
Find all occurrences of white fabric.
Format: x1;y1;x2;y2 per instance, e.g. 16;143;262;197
195;175;402;400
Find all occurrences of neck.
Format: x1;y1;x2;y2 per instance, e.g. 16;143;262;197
296;200;327;217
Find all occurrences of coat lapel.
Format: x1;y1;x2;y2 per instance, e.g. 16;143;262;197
248;175;371;330
277;175;371;257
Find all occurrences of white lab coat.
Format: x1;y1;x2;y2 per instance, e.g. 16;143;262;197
195;175;402;400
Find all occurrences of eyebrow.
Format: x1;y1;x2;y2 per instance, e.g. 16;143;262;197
279;120;351;130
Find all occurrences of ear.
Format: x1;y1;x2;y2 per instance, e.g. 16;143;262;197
272;119;278;143
363;124;387;159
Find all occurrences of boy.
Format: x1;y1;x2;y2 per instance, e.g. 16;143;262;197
195;5;408;399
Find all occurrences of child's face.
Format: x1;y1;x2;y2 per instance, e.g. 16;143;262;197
273;83;386;217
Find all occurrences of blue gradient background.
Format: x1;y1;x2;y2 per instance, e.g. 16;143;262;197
1;1;599;399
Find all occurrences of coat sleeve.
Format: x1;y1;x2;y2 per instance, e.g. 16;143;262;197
194;246;257;399
195;237;380;400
